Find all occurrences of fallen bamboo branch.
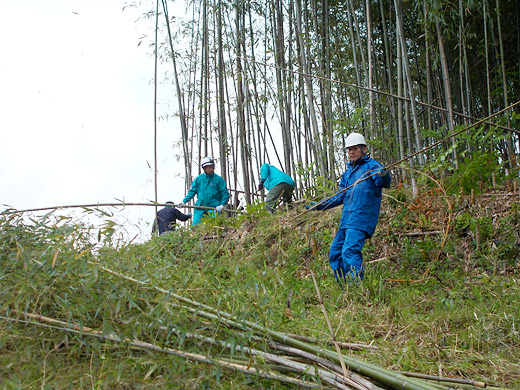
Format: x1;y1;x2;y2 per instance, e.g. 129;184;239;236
286;333;379;351
367;257;389;264
398;371;486;388
1;313;323;389
402;231;444;237
262;339;385;390
1;202;242;215
153;322;363;390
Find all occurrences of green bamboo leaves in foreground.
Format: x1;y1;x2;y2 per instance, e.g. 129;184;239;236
1;208;517;389
0;214;439;390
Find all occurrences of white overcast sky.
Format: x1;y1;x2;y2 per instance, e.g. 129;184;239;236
0;0;188;241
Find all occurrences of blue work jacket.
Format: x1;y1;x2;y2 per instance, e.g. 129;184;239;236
260;163;295;190
316;156;391;236
153;207;191;234
183;172;230;208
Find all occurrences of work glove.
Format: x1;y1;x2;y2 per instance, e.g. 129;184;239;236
377;169;388;177
186;212;192;218
179;201;186;207
305;201;317;210
215;205;225;213
257;180;265;191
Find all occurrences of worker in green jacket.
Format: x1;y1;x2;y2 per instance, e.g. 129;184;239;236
180;157;230;225
257;163;296;213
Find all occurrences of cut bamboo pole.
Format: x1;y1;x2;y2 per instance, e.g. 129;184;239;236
398;371;486;388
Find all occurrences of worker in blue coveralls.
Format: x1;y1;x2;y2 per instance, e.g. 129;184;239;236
152;201;192;235
257;164;296;213
308;133;391;284
179;157;230;225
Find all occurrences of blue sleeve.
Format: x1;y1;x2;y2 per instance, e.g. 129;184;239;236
173;208;191;221
370;164;391;189
183;177;198;203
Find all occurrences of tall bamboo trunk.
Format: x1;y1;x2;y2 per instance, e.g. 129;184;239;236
322;0;335;179
436;19;459;170
495;0;515;169
346;0;366;124
295;0;324;178
161;0;191;187
393;0;422;165
217;0;228;183
366;0;375;141
235;0;251;204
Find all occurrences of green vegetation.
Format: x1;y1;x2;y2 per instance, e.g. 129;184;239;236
1;186;519;389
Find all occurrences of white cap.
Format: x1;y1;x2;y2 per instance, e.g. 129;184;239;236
345;132;367;148
201;157;215;168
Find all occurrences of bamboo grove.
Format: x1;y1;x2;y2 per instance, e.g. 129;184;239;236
145;0;520;204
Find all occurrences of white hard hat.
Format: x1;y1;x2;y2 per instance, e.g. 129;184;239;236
201;157;215;168
345;132;367;148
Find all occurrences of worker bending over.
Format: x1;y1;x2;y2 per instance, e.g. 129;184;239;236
257;163;296;213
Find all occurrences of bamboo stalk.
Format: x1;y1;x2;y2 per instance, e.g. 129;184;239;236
2;202;242;215
398;371;486;388
261;339;384;390
162;324;362;389
286;334;379;351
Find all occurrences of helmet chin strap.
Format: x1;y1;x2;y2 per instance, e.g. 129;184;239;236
351;145;367;166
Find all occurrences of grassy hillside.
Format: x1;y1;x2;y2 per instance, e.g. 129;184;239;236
1;185;519;389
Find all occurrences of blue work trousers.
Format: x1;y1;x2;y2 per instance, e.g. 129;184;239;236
329;228;369;283
193;209;219;225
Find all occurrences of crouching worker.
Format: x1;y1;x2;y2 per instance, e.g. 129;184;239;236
179;157;230;225
257;163;296;214
308;133;391;285
152;201;192;235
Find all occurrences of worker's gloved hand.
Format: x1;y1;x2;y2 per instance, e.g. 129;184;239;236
257;180;265;191
305;201;317;210
179;201;186;207
186;212;192;218
377;169;388;177
215;205;225;213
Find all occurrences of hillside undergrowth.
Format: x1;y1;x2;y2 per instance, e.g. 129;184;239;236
1;186;519;389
